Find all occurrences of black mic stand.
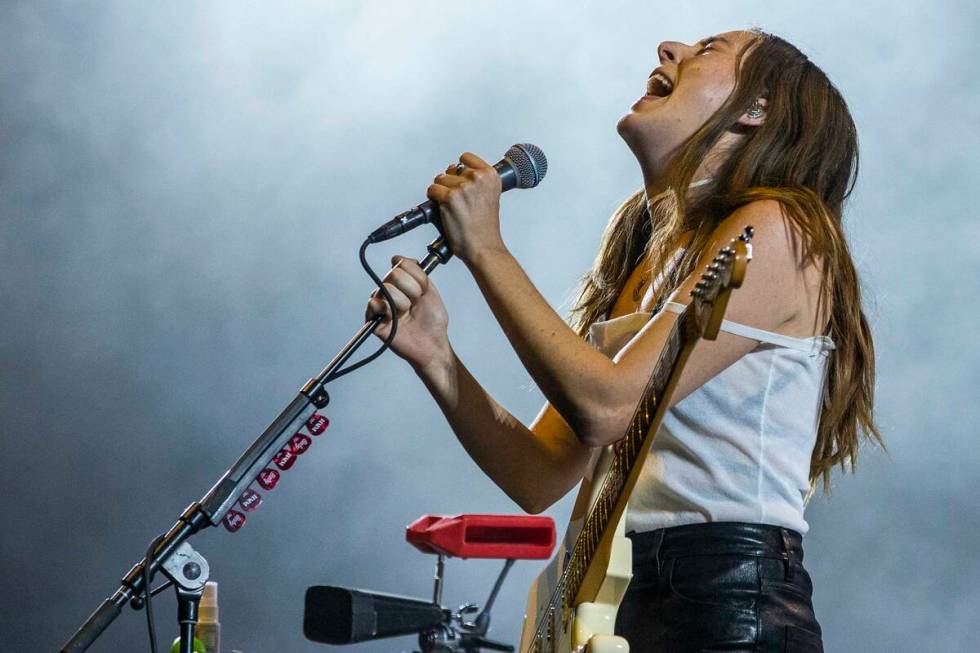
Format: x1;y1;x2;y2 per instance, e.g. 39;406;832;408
60;235;454;653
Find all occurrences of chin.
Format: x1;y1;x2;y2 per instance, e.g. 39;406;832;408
617;111;650;156
616;110;639;143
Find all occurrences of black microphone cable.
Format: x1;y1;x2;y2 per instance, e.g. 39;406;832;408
143;533;166;653
323;238;399;383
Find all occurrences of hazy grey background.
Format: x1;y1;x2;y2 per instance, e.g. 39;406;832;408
1;1;977;651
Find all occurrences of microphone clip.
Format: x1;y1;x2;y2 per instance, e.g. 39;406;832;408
367;202;442;244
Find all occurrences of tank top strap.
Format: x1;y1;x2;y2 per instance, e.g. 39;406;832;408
663;301;835;355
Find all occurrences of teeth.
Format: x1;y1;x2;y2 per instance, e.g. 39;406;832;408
648;72;673;95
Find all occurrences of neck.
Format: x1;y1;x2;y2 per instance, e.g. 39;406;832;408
641;166;714;208
638;131;744;206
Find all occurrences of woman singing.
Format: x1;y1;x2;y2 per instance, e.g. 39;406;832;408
365;28;881;651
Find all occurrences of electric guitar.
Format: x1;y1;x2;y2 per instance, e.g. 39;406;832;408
519;227;755;653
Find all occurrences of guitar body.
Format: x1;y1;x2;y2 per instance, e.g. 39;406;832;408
519;447;632;653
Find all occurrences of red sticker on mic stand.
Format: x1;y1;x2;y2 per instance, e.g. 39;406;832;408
307;413;329;435
290;433;312;455
223;510;247;532
257;468;280;490
273;447;296;470
239;489;263;512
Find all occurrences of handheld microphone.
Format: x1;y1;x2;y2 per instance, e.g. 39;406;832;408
367;143;548;243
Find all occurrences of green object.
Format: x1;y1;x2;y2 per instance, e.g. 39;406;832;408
170;636;207;653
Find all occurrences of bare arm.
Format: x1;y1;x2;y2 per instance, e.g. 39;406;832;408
428;156;814;446
416;353;593;513
365;255;592;513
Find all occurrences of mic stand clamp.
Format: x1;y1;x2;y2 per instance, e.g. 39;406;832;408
416;559;516;653
164;541;211;653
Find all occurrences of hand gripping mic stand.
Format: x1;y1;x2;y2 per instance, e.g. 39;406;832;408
59;235;454;653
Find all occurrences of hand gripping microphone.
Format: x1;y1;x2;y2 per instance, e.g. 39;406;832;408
367;143;548;243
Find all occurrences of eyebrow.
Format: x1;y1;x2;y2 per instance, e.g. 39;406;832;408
698;35;733;49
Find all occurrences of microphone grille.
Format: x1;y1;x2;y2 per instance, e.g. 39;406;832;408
505;143;548;189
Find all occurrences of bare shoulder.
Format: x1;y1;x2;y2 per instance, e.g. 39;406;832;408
680;199;825;336
713;200;802;264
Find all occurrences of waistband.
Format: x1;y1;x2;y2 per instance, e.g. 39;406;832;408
627;521;805;563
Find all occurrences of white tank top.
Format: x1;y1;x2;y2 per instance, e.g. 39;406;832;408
587;302;834;535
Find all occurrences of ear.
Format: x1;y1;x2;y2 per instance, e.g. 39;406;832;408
736;97;768;128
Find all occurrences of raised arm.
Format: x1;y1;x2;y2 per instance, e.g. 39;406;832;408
428;153;820;447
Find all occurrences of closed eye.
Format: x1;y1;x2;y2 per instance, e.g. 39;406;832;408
696;35;726;55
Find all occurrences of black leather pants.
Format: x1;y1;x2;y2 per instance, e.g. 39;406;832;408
614;522;823;652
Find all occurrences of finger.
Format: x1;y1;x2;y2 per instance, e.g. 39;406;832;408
390;256;430;291
433;173;466;187
369;299;392;339
385;266;424;302
367;278;408;307
459;152;491;170
366;296;389;321
379;281;412;315
427;183;452;204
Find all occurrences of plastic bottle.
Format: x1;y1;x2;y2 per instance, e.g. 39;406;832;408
196;581;221;653
170;636;206;653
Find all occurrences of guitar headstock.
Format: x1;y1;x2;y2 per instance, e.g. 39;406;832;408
689;226;754;341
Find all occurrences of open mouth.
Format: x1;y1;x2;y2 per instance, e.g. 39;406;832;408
645;71;674;98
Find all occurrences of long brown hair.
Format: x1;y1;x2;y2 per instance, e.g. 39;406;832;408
570;29;882;492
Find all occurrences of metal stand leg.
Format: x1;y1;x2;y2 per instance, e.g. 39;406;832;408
176;585;204;653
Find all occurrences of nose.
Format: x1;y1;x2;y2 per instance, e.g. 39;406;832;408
657;40;687;65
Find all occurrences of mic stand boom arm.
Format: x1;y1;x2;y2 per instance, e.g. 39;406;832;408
60;235;454;653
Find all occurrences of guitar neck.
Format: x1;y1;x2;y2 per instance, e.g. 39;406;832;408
564;306;699;607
